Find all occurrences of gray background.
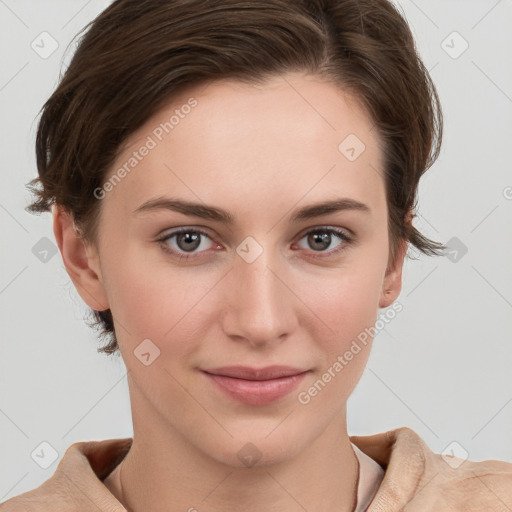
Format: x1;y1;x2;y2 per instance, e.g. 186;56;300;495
1;0;511;501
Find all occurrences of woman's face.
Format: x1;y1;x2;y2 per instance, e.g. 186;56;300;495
62;72;405;466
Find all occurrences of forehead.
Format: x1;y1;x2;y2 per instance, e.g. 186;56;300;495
102;73;386;224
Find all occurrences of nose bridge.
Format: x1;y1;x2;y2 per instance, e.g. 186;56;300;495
222;241;296;345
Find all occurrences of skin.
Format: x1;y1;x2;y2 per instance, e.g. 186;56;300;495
54;72;407;512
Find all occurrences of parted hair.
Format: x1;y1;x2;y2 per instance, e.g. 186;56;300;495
26;0;444;355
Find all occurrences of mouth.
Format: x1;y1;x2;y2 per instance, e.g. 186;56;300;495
201;366;310;406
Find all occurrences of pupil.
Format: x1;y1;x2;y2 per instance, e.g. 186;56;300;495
178;232;200;252
309;232;330;251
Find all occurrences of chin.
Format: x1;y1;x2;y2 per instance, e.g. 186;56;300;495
197;418;317;469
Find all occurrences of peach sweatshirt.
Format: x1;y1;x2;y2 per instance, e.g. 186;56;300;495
1;427;511;511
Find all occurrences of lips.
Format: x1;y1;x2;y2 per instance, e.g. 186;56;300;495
202;365;308;380
201;365;310;406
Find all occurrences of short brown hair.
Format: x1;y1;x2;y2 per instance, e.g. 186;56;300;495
26;0;444;356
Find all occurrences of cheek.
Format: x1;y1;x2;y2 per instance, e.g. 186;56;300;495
293;264;384;412
299;254;386;350
102;245;223;357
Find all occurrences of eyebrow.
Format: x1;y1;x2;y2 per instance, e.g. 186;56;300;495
132;196;370;224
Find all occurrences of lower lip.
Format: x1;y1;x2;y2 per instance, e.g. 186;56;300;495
203;371;308;406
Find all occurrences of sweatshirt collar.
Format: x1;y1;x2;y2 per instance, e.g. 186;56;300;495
15;426;510;511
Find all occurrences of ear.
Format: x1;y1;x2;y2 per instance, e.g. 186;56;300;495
52;205;109;311
379;237;408;308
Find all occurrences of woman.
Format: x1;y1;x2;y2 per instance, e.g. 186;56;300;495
2;0;511;510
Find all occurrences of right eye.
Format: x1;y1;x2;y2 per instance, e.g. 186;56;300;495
157;227;219;260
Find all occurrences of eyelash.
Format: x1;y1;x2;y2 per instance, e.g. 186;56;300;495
156;226;353;261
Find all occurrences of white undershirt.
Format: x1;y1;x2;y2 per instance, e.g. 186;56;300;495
351;443;385;512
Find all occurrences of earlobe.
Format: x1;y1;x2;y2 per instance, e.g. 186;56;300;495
52;205;109;311
379;238;408;308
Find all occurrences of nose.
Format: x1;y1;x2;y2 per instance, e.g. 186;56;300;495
220;248;298;349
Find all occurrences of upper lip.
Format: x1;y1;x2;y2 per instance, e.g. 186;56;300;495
202;365;309;381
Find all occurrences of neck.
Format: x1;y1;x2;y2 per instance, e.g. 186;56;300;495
106;387;360;512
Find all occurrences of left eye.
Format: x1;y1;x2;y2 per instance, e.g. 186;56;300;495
296;228;350;254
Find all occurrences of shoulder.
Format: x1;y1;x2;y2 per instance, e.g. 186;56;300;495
0;476;84;512
431;456;512;510
351;426;512;511
0;438;131;512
